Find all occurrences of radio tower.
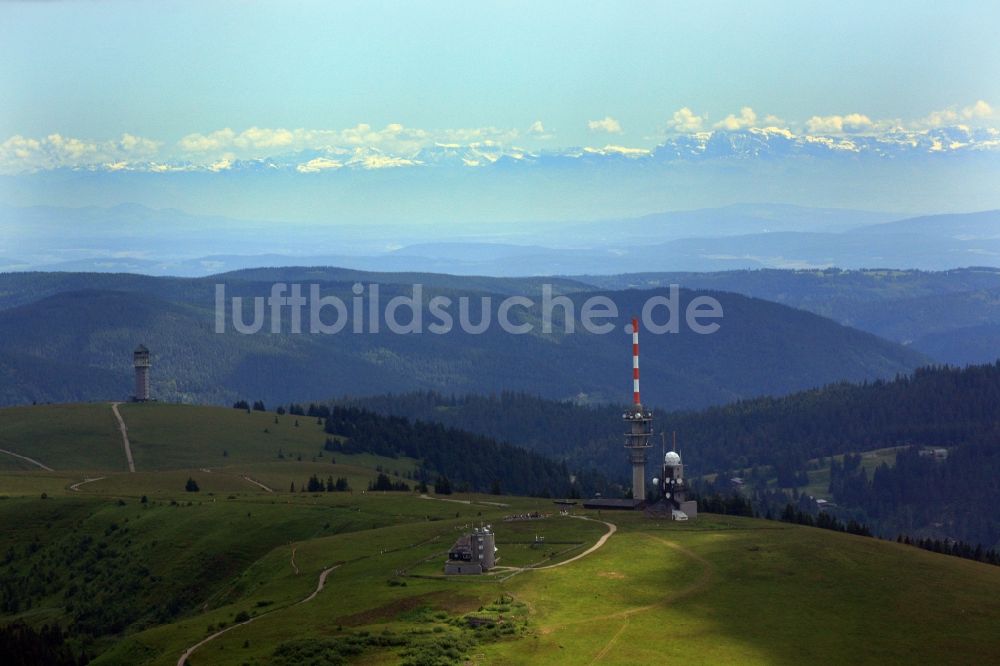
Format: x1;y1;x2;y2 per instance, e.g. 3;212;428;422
623;317;653;501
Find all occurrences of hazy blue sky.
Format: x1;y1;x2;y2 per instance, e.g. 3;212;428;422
1;1;999;222
2;0;998;144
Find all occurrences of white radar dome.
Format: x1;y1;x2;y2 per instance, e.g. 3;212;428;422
665;451;681;465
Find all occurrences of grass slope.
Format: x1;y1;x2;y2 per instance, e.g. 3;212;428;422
2;402;999;664
118;402;337;470
0;403;124;471
91;507;1000;666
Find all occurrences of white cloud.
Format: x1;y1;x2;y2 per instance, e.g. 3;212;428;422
2;135;40;160
923;109;959;127
587;116;623;133
805;113;873;134
919;101;994;128
237;127;294;149
666;107;705;132
963;100;993;119
0;132;161;173
178;128;236;152
714;107;758;131
526;120;553;140
118;133;160;155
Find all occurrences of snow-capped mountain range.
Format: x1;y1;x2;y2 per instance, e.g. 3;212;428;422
4;125;999;175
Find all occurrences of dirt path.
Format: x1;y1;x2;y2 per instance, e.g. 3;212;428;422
585;536;716;663
69;477;106;492
0;447;53;471
497;516;615;580
590;614;630;664
531;516;616;570
418;493;509;507
297;565;338;604
242;475;274;492
177;564;340;665
290;546;300;574
110;402;135;472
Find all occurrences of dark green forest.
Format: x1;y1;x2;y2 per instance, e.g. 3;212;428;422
342;362;1000;548
341;362;1000;479
321;406;584;497
826;446;1000;548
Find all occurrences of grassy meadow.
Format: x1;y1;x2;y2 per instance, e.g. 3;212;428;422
1;402;999;664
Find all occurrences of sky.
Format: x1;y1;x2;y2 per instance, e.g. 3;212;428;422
1;0;999;220
2;1;999;144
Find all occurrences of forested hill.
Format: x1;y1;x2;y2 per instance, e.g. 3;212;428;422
576;267;1000;366
321;405;580;497
0;271;927;409
665;362;1000;473
334;391;623;474
339;363;1000;547
341;363;1000;479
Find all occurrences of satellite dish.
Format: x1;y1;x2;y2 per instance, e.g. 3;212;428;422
652;477;659;487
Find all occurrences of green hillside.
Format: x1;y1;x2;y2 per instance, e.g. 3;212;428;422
0;401;569;497
0;402;998;664
0;403;123;472
0;402;413;492
2;492;999;665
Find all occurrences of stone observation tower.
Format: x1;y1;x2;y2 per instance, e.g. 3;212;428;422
623;317;653;500
133;344;151;401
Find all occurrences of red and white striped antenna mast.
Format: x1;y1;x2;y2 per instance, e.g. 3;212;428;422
623;315;653;502
632;316;641;405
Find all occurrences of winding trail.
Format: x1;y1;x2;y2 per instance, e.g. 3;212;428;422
290;546;300;574
110;402;135;473
590;614;630;664
242;475;274;492
69;477;106;492
532;516;616;570
496;516;616;580
585;536;716;663
176;563;340;666
419;493;509;508
0;448;53;471
297;565;338;604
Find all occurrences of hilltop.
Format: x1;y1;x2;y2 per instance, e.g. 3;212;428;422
0;401;578;497
0;270;927;408
578;267;1000;365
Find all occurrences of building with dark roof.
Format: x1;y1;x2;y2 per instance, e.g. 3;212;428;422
444;527;496;575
